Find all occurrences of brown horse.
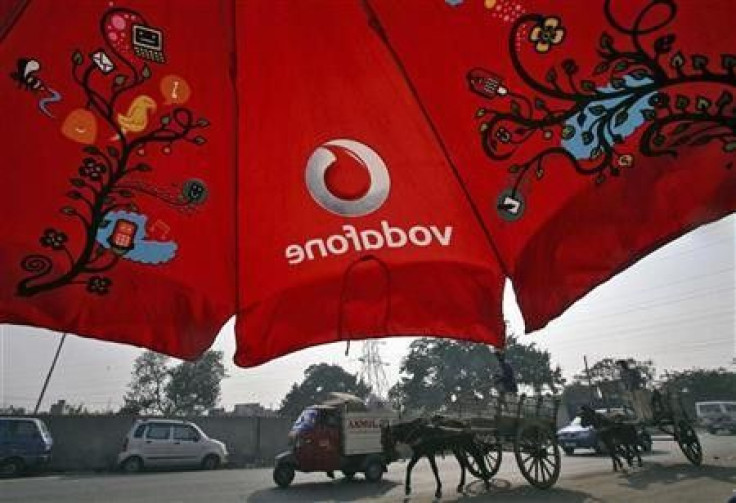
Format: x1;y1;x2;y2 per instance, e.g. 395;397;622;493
383;417;491;498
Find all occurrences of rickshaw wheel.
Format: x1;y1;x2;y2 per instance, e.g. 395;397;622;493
364;459;384;482
675;420;703;466
514;422;560;490
273;464;295;488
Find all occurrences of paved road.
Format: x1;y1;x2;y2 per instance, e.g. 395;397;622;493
1;433;734;502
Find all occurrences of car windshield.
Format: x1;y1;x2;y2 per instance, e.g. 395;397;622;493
571;417;583;426
190;424;207;439
292;408;318;432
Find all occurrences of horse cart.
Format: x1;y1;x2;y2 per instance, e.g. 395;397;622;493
442;393;562;490
596;383;703;466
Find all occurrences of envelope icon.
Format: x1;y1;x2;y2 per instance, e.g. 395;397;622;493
91;50;115;74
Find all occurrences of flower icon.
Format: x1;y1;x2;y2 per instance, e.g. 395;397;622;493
86;276;112;295
39;228;68;250
529;17;566;53
79;157;107;181
495;127;513;144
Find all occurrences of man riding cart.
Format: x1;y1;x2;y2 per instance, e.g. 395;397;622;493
273;393;397;488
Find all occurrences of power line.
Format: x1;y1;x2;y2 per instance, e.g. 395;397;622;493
544;311;734;350
550;285;734;328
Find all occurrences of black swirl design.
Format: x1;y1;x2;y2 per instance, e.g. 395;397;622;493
469;0;736;217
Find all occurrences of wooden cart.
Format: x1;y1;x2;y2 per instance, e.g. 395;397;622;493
599;384;703;466
440;393;562;489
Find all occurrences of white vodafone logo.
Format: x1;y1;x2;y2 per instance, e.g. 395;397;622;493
305;139;390;217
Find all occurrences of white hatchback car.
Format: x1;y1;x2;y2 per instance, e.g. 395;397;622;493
118;419;228;472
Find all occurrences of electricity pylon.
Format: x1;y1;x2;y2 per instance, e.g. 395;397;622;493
358;340;390;399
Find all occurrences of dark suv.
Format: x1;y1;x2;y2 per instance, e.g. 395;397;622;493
0;417;54;477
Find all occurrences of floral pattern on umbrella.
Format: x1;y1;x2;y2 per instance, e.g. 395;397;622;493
467;0;736;219
16;8;210;297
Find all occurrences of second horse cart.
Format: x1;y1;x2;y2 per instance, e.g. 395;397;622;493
597;382;703;466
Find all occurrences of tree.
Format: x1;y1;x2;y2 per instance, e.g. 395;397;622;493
573;357;656;388
503;336;565;394
279;364;371;418
121;350;227;416
388;336;565;413
567;357;656;410
388;339;494;413
660;368;736;418
166;351;227;415
122;351;171;415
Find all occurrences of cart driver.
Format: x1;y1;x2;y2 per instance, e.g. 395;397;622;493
616;359;653;421
494;350;518;394
493;350;518;415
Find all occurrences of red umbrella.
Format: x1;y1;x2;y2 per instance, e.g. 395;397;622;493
1;0;734;367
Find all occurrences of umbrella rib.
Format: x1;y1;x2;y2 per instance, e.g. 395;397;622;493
360;0;513;281
0;0;31;43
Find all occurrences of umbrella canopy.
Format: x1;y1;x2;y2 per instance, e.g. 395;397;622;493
1;0;734;367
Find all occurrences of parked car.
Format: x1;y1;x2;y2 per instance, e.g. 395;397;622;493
557;410;652;455
0;417;53;477
117;419;228;473
696;401;736;434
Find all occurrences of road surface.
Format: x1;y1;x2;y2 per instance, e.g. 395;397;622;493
1;432;734;502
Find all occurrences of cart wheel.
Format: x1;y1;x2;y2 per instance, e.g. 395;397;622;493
466;432;502;479
514;423;560;490
675;420;702;466
273;464;295;488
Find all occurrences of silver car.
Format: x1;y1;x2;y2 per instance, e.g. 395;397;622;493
117;419;228;472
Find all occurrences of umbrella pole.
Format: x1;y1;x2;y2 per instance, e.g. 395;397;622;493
34;332;67;414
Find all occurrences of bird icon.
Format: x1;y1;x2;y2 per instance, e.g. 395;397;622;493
116;95;157;135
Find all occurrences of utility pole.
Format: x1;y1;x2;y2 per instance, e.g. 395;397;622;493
34;333;67;414
584;355;595;404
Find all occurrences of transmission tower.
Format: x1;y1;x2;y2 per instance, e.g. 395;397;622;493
358;341;390;399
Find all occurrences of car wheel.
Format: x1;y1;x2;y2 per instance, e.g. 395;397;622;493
121;456;144;473
201;454;220;470
0;458;24;478
563;447;574;456
273;464;295;488
364;460;384;482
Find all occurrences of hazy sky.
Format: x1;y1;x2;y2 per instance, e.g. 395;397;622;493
1;216;734;413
